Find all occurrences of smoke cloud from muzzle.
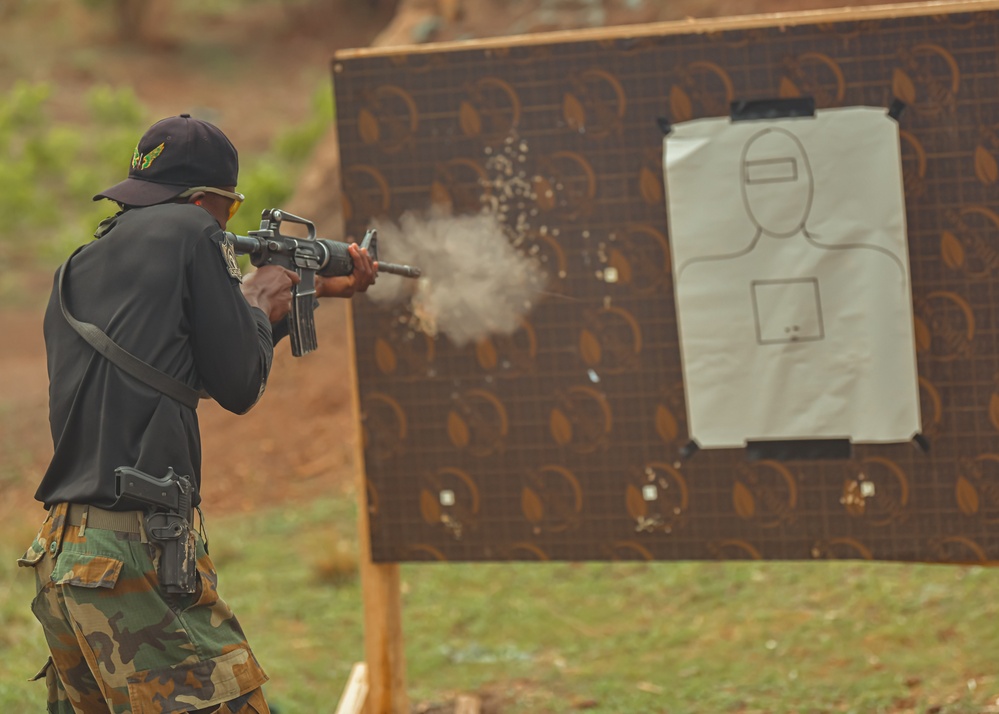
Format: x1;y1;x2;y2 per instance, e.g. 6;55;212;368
365;209;548;348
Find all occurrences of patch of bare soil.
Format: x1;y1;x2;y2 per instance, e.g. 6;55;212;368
197;301;361;512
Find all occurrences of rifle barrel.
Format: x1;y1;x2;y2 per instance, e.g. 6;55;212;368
378;261;422;278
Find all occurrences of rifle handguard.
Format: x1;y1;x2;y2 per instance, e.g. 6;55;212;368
229;210;421;278
228;209;421;356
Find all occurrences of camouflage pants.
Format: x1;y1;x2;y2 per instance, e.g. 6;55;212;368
18;503;270;713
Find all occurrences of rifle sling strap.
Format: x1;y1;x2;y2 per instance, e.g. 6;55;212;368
57;254;202;410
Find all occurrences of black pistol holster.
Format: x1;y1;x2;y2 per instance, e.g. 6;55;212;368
115;466;197;594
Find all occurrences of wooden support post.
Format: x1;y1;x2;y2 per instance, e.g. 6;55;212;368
346;302;410;714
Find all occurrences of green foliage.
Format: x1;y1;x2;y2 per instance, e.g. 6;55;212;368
0;79;334;268
275;83;335;163
87;84;145;126
0;82;59;233
175;0;302;19
0;82;145;265
227;81;336;236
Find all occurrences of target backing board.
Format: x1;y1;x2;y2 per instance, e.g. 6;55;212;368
334;1;999;564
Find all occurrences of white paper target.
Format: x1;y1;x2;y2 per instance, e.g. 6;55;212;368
664;106;921;448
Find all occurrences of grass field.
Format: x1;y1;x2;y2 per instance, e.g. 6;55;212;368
3;493;999;714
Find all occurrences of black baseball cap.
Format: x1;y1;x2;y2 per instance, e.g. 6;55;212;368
93;114;239;207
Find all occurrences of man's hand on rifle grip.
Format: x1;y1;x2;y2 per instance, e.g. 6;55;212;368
240;265;301;323
315;242;378;299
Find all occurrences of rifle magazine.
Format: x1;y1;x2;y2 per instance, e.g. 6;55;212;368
290;293;319;357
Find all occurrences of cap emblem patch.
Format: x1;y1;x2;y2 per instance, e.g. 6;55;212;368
131;142;165;171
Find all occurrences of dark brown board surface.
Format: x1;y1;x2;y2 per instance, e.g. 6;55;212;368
334;2;999;563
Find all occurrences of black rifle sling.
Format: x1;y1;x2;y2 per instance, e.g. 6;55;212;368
57;253;202;410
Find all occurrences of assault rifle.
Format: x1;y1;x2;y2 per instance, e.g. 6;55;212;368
114;466;197;595
227;209;421;357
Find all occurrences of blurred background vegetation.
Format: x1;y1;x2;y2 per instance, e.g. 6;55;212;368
0;0;386;275
5;1;999;712
0;75;334;266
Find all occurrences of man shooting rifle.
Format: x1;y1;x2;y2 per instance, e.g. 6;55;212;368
19;114;377;714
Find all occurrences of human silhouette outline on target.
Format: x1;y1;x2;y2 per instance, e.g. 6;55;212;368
664;108;921;448
678;125;907;348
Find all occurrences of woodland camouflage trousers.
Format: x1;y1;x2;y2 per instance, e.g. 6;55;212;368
18;503;270;713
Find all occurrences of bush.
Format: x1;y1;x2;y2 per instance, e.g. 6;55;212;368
0;82;146;264
226;81;335;236
0;79;334;266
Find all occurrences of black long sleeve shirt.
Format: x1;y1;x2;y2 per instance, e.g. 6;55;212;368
36;203;274;510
